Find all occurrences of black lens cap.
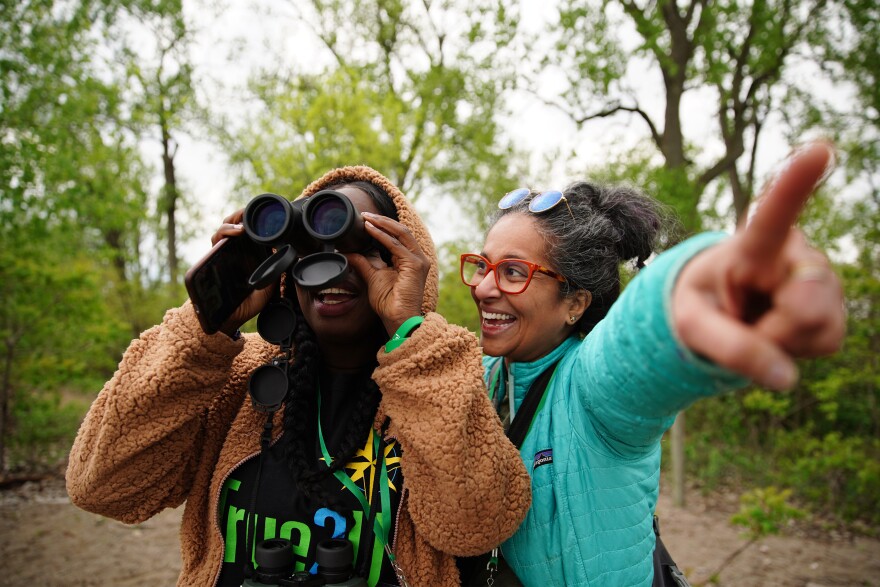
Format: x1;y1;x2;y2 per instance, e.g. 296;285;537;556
247;364;288;413
256;299;297;344
291;252;349;289
249;245;298;290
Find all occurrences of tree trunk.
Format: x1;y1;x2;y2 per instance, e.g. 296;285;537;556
1;336;19;473
671;411;686;507
161;125;179;287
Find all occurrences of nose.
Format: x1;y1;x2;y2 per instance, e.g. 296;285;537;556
472;268;501;300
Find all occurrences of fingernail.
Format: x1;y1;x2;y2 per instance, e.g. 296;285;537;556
764;361;798;390
364;220;375;230
362;212;377;218
815;140;838;184
233;223;243;230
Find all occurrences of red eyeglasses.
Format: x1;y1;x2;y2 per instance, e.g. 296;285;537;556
460;253;567;294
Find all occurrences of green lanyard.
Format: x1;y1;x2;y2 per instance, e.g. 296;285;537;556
316;392;396;567
489;361;559;446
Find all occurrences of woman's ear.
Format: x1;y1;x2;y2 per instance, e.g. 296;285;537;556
568;289;591;319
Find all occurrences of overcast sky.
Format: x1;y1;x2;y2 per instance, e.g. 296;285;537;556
170;0;814;266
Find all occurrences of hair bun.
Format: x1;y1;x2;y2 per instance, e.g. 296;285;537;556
576;182;662;267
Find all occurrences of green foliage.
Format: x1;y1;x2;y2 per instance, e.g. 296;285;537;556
730;487;805;540
0;228;135;469
786;432;880;525
545;0;857;229
223;0;520;231
678;248;880;528
435;240;481;333
0;0;192;471
584;143;698;236
7;390;90;473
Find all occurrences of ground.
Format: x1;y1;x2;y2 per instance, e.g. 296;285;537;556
0;476;878;587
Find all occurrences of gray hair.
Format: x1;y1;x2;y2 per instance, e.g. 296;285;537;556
489;181;666;333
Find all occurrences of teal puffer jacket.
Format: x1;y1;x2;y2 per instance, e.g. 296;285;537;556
487;233;745;586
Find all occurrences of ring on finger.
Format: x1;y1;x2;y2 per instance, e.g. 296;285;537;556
789;262;831;282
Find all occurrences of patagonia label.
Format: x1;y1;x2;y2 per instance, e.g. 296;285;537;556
533;448;553;470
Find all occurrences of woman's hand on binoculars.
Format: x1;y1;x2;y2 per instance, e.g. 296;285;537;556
211;210;277;338
346;212;430;336
211;209;245;246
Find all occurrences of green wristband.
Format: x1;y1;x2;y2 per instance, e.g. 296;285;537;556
385;316;424;353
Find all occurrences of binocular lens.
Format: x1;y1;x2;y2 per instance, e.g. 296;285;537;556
308;198;349;237
250;200;288;239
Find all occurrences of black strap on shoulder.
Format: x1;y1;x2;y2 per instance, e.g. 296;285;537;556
506;361;559;449
652;516;691;587
487;359;504;408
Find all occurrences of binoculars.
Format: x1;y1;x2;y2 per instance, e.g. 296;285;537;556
242;538;368;587
243;190;379;291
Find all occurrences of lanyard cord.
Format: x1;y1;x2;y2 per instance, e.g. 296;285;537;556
316;391;395;565
482;361;558;584
489;361;559;444
243;413;275;579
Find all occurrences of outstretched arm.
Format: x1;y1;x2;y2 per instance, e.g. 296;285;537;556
672;140;845;390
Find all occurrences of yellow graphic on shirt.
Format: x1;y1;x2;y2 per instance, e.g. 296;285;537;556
323;428;401;505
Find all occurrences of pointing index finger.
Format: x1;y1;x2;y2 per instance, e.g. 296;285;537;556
739;141;835;261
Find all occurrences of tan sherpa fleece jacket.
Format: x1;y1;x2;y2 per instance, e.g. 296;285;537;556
66;166;531;587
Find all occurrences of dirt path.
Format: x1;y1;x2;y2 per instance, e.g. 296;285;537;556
0;477;877;586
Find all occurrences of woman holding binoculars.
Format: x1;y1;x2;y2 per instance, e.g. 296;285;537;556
66;166;531;587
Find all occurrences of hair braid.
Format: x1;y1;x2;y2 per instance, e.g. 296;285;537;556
282;298;323;501
281;293;383;505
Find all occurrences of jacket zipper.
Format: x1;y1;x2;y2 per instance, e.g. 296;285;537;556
210;434;282;587
392;486;407;554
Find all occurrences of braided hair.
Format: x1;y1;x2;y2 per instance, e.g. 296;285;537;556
281;180;398;504
280;297;384;503
491;181;668;334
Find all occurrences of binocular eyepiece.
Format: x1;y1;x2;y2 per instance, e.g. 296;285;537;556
242;190;377;291
242;537;368;587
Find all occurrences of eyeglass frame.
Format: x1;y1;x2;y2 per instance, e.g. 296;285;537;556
459;253;567;295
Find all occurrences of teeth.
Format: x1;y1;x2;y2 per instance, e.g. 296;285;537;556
482;311;514;321
318;287;355;296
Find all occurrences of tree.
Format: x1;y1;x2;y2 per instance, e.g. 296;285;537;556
0;0;137;470
218;0;522;220
119;0;203;291
538;0;877;506
0;0;186;470
542;0;844;230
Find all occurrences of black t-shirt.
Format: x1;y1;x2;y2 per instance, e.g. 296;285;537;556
217;368;403;587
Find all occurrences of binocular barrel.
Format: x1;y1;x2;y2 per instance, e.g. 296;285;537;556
242;537;367;586
242;190;377;291
243;190;369;254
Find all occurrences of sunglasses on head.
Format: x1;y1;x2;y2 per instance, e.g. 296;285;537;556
498;188;574;218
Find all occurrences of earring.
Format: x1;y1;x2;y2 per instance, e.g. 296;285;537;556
569;316;577;323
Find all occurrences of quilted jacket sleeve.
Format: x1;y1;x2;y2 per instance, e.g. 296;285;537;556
574;233;747;454
372;312;532;557
65;302;268;524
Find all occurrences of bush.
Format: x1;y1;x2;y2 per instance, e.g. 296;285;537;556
7;389;89;473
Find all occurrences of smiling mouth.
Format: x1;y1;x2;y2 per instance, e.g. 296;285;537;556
317;287;357;305
482;310;515;325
